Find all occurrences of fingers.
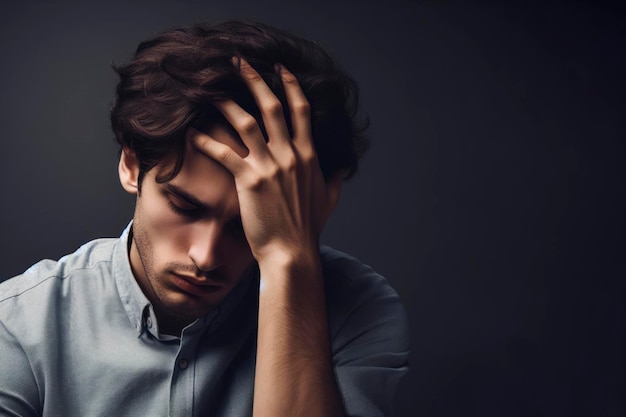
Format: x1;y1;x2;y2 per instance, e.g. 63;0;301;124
213;100;269;158
236;58;291;147
187;127;245;175
207;58;317;169
277;65;314;156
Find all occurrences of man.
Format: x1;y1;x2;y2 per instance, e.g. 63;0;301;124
0;21;409;416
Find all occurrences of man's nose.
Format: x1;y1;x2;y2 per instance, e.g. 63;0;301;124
188;222;223;272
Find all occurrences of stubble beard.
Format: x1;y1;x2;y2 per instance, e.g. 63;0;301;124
131;211;206;322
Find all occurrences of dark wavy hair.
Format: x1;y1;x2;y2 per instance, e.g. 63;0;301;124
110;20;369;184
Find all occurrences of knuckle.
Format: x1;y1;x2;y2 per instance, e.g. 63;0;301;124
293;100;311;117
241;66;263;82
244;164;281;191
300;149;317;165
266;164;281;180
215;147;232;162
247;175;265;191
265;100;283;118
283;153;298;172
237;116;259;135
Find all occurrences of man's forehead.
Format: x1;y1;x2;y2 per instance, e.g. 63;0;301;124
152;128;241;214
155;125;243;178
164;147;232;187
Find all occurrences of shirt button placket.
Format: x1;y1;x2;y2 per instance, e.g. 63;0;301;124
170;353;194;417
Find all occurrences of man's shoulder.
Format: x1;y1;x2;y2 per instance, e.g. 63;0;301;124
319;245;398;299
319;245;405;320
0;237;120;305
319;245;410;358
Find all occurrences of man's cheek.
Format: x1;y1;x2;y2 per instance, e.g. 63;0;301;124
142;209;190;252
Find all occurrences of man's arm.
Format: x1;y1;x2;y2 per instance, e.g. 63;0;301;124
191;58;345;417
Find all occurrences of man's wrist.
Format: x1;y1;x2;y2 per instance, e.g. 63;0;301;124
256;244;324;297
256;244;321;276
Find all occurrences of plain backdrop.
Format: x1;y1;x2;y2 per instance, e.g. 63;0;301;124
1;1;624;416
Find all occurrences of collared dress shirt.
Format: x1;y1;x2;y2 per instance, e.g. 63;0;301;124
0;224;409;416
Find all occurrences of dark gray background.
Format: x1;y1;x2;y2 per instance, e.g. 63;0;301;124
1;1;624;416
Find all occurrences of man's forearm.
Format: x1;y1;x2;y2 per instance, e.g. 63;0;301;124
190;59;346;416
253;249;346;417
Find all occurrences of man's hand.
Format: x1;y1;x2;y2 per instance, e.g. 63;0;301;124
191;57;347;417
190;58;341;267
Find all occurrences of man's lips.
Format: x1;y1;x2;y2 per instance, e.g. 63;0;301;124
172;273;223;296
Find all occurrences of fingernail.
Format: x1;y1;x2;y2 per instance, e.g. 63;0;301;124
238;57;251;67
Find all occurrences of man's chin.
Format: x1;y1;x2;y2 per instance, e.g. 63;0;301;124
172;290;224;314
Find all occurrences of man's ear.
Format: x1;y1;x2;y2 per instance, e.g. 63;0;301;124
119;148;140;195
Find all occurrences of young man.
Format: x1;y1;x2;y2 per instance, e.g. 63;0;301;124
0;21;409;416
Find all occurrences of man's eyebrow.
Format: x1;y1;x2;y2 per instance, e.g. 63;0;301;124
162;183;208;209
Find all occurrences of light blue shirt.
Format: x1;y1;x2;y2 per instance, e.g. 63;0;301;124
0;224;409;416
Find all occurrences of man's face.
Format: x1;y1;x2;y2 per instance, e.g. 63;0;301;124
122;126;254;330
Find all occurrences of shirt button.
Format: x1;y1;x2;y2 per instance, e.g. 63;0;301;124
146;317;153;329
179;359;189;370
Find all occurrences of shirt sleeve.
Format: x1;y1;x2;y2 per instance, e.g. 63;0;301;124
323;251;411;417
0;319;41;417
